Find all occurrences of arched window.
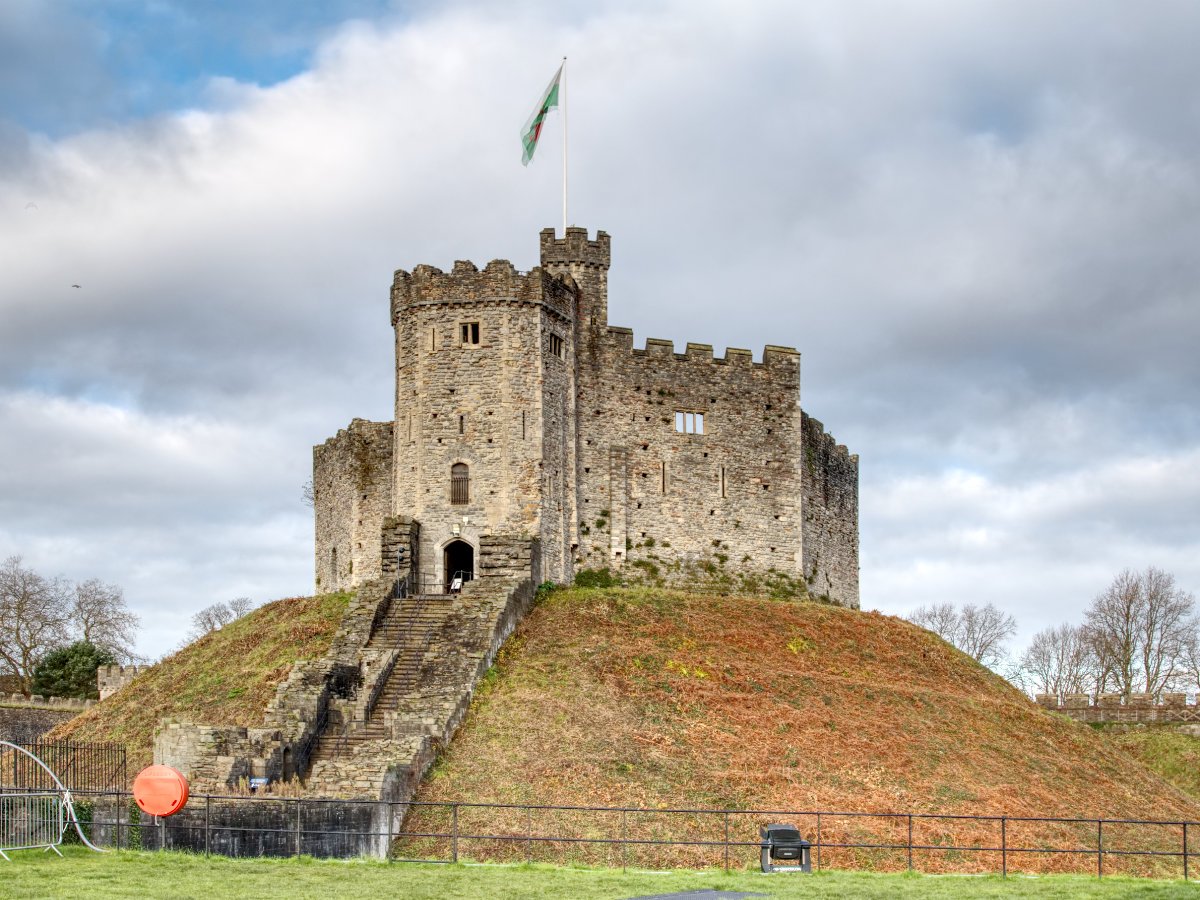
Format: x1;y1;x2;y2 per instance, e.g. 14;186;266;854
451;463;469;504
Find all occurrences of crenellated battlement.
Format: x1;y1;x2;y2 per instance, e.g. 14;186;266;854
539;226;611;269
97;664;145;700
605;327;799;369
1037;692;1200;725
390;259;576;324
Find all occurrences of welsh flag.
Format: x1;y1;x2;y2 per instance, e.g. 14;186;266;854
521;64;563;166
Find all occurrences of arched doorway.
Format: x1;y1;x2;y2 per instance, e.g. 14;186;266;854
443;540;474;593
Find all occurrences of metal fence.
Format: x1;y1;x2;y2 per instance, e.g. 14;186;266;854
39;790;1197;880
0;740;127;792
0;792;68;860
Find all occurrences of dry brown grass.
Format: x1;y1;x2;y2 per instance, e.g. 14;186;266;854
48;592;349;777
403;586;1200;874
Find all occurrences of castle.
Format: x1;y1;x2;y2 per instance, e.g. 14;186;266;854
314;227;859;607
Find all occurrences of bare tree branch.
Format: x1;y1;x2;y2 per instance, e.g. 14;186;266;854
72;578;141;662
188;598;258;640
1020;623;1095;697
0;556;72;693
1083;567;1196;699
908;601;1017;670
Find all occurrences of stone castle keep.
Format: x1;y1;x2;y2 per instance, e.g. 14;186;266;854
314;227;859;606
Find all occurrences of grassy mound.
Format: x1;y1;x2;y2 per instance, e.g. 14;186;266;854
1100;728;1200;802
49;592;349;775
403;586;1200;873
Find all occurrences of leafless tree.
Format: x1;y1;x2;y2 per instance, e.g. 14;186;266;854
1020;623;1095;697
228;596;256;618
1181;630;1200;695
0;556;72;693
301;479;315;508
1084;567;1196;699
72;578;140;661
907;601;1017;669
908;602;959;641
189;597;258;640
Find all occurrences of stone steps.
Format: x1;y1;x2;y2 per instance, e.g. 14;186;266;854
303;596;456;773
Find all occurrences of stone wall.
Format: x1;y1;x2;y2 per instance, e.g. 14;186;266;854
0;695;92;742
1036;693;1200;725
97;664;144;700
156;575;399;791
389;259;576;587
801;414;860;606
313;418;394;592
575;328;805;589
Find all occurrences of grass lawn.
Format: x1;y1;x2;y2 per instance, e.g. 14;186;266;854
1;848;1198;899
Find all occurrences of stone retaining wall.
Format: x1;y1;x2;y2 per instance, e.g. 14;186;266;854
1037;692;1200;724
0;695;92;743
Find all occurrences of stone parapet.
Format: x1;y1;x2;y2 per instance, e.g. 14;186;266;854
0;693;94;710
1039;693;1200;724
97;665;144;700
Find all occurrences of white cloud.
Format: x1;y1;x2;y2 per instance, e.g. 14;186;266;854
1;0;1197;660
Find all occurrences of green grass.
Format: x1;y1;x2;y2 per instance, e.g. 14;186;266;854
47;592;350;775
1;849;1198;899
1100;728;1200;802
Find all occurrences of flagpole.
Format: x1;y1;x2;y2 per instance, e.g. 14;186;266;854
561;56;568;235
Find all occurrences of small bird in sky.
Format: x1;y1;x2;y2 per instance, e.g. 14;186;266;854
25;202;38;210
71;284;81;289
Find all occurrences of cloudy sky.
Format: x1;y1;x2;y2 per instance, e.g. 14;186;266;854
2;0;1197;663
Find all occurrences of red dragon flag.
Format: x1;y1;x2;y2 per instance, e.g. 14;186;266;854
521;63;563;166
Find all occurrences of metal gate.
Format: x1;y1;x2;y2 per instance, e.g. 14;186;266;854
0;740;105;860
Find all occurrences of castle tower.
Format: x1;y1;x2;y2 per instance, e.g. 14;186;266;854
539;227;611;336
388;256;579;590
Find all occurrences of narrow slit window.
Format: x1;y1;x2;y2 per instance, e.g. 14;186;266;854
661;461;667;494
461;322;481;346
521;411;526;440
674;411;704;434
459;414;465;434
720;466;727;498
430;327;437;351
451;462;470;504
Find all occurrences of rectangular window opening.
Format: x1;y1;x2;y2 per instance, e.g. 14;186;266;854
430;327;437;351
674;411;704;434
522;411;526;441
549;333;564;358
461;322;481;345
459;414;465;434
661;461;667;494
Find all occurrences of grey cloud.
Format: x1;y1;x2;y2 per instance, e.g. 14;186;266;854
1;0;1197;660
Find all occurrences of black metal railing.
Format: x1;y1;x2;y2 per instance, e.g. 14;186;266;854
408;571;474;596
39;790;1198;880
0;740;126;792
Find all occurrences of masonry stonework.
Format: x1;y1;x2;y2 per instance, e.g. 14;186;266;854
97;664;143;700
1037;693;1200;726
315;227;860;607
0;694;92;743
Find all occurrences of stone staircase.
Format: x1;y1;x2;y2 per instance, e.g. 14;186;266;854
304;593;454;794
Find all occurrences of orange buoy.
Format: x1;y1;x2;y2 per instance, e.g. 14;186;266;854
132;765;190;817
